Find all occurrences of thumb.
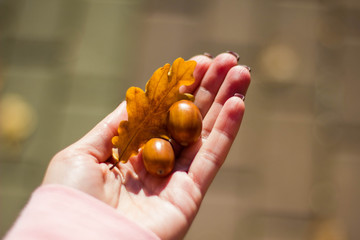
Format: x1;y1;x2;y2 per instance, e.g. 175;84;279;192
73;101;127;162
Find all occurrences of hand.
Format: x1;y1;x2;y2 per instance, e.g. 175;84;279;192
43;52;251;240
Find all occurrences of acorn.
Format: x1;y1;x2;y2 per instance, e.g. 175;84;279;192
142;138;175;177
167;100;202;146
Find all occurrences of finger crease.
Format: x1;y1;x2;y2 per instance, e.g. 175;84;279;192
213;126;237;143
200;147;222;170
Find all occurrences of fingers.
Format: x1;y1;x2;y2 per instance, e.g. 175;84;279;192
188;96;245;194
202;65;250;138
192;53;238;117
181;51;250;194
73;101;127;162
176;52;250;169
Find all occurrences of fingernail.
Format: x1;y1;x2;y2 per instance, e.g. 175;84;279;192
234;93;245;101
226;51;240;62
242;65;251;73
203;52;213;59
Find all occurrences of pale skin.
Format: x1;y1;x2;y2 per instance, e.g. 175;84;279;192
43;52;251;240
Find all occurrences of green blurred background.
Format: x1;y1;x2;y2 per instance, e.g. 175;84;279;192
0;0;359;239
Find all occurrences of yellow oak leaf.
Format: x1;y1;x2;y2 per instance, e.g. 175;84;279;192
111;58;196;168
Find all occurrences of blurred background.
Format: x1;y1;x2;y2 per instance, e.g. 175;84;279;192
0;0;359;239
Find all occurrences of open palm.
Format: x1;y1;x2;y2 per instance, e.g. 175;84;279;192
43;52;251;240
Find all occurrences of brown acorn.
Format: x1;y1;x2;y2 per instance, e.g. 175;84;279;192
142;138;175;177
167;100;202;146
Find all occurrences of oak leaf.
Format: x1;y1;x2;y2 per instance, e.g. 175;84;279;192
111;58;197;167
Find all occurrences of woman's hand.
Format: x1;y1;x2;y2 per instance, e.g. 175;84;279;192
43;52;251;240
